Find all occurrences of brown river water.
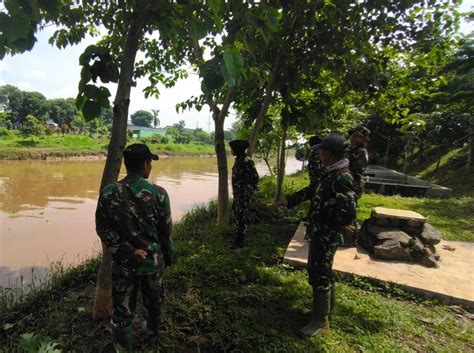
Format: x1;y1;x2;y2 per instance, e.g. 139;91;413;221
0;156;301;288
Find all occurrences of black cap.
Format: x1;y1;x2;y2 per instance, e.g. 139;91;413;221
308;135;322;147
229;139;249;156
350;126;371;140
319;134;348;156
123;143;159;163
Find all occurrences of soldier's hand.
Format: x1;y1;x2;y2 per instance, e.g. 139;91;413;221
133;248;148;262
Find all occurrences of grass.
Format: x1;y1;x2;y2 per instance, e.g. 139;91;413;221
0;133;216;159
1;189;473;352
259;170;474;242
407;146;474;198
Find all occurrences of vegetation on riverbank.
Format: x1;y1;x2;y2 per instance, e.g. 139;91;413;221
409;146;474;198
1;173;473;352
0;133;216;160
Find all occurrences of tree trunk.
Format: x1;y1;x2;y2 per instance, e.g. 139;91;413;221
247;7;301;157
247;68;279;156
467;131;473;169
214;114;230;225
93;19;143;321
274;123;288;202
384;136;391;168
264;157;273;176
402;135;412;174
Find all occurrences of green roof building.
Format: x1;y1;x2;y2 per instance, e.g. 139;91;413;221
127;125;167;138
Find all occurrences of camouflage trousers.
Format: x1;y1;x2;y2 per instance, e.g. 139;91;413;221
354;180;365;202
307;229;342;291
111;263;164;334
232;193;254;240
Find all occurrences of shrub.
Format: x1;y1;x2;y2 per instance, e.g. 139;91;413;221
20;115;46;138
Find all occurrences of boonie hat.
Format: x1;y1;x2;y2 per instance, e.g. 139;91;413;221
123;143;159;162
350;126;371;140
229;139;249;155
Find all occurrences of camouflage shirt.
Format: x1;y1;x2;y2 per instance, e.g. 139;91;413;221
95;173;173;275
232;155;259;198
347;144;368;199
308;146;323;186
288;159;356;236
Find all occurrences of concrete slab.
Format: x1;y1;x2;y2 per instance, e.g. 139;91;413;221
372;207;426;222
283;222;474;307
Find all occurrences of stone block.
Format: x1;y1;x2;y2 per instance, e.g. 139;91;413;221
372;207;426;223
373;240;413;262
419;223;442;246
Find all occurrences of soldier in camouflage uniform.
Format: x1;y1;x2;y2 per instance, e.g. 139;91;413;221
95;143;174;351
229;139;259;249
276;134;356;337
347;126;370;201
307;135;323;186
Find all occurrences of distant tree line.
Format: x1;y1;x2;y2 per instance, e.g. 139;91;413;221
0;84;112;137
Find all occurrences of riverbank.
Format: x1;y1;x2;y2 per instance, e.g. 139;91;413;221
1;175;473;352
0;134;216;160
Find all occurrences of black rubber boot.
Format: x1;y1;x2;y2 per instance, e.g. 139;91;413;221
112;324;133;352
298;289;330;337
141;320;158;351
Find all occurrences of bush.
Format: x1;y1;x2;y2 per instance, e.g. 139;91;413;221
0;126;15;138
20;115;46;138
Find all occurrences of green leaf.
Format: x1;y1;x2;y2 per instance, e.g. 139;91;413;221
97;87;111;108
75;93;87;110
11;31;37;52
4;0;22;17
79;45;98;66
82;100;101;121
223;47;244;78
38;0;58;12
190;18;208;39
220;64;236;87
83;84;101;99
208;0;222;18
0;13;31;42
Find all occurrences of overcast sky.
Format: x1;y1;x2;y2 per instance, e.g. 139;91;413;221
1;2;473;131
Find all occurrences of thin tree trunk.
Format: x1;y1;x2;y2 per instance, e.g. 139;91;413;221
248;8;300;157
214;114;229;225
403;135;412;174
214;88;236;225
384;136;391;168
247;58;280;156
434;146;442;174
467;132;473;169
264;157;273;176
93;19;143;321
274;122;288;202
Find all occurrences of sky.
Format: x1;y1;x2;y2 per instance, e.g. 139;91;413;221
1;2;473;131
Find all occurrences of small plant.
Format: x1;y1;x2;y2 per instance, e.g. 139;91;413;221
18;332;61;353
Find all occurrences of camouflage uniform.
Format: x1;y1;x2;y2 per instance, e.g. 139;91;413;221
308;145;323;186
347;144;368;201
96;173;173;346
232;155;259;246
288;159;356;291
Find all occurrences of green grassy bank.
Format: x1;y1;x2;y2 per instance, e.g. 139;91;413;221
1;173;473;352
0;134;216;159
408;146;474;198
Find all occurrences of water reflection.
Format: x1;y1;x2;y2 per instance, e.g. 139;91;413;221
0;156;301;287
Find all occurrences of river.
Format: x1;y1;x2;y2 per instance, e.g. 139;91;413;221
0;156;301;288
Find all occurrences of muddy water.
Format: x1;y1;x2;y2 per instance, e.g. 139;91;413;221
0;156;301;287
